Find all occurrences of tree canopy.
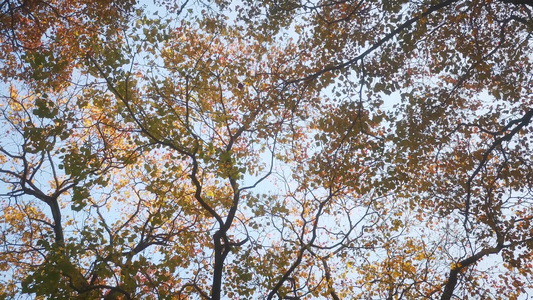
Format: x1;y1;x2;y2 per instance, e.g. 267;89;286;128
1;0;533;299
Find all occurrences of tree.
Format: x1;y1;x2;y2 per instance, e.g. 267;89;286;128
1;0;533;299
0;0;135;90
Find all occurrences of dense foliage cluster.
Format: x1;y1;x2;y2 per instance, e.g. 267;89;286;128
1;0;533;299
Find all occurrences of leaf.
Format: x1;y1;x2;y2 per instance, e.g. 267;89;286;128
71;187;90;212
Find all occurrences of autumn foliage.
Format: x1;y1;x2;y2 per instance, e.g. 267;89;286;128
1;0;533;299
